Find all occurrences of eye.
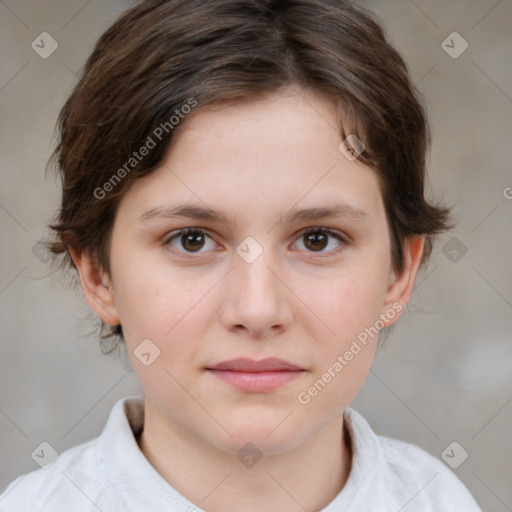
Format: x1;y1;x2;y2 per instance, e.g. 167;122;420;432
164;228;217;255
292;228;345;256
163;227;346;258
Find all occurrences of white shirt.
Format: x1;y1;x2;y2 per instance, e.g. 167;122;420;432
0;395;482;511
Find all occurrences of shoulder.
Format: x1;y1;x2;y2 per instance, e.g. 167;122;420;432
0;396;143;512
343;408;482;511
379;435;479;507
0;436;107;511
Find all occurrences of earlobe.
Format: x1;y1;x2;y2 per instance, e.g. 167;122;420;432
68;247;120;326
381;236;425;327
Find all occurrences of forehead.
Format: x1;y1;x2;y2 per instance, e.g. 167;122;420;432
171;88;343;166
118;90;385;227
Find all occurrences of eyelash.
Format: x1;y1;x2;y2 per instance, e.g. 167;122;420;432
162;227;347;259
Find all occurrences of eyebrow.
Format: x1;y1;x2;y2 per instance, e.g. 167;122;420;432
139;201;372;226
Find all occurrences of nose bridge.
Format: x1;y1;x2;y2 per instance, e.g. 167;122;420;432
222;236;293;334
235;240;281;305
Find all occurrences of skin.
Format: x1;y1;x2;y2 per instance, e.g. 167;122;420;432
71;87;424;512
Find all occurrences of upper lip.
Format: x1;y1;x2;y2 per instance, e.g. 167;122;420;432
207;358;302;372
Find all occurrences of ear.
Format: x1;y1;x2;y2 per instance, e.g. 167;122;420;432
380;235;425;327
69;248;120;326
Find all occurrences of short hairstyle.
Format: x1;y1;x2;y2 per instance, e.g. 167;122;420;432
47;0;451;350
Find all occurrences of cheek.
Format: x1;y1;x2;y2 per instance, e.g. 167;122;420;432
309;264;388;341
109;257;211;398
109;247;218;357
296;260;389;405
109;244;175;333
294;273;385;416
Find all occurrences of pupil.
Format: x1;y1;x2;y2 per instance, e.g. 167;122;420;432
183;232;204;252
305;232;327;251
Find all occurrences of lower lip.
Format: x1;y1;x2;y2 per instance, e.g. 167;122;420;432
207;369;303;392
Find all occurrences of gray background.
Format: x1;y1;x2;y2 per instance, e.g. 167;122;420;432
1;0;511;510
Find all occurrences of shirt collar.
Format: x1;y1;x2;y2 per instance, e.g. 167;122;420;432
100;395;382;511
99;395;202;511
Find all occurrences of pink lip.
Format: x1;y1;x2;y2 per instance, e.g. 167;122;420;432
207;358;304;392
209;358;301;372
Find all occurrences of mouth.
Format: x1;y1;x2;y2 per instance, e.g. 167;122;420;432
206;358;305;392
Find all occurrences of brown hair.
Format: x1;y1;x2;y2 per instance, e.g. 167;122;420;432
47;0;451;350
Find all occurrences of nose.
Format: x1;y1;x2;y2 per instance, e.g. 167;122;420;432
219;247;294;340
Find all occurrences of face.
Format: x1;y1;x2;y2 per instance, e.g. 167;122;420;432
78;89;420;455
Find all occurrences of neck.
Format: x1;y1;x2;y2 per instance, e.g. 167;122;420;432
137;401;352;512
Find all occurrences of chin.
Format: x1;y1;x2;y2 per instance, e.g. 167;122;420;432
208;413;307;456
